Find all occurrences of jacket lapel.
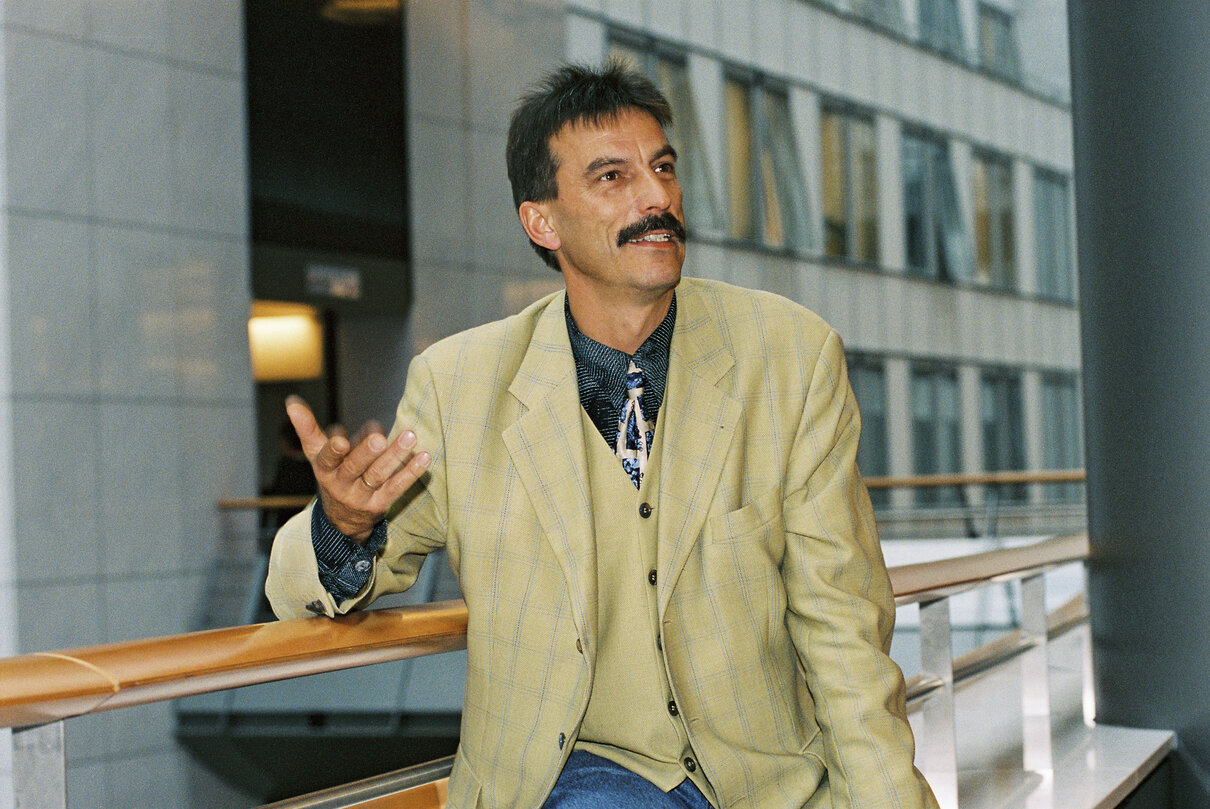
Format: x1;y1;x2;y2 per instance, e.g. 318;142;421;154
655;280;742;618
501;293;599;648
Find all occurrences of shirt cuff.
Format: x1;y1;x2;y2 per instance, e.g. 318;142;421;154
311;501;388;601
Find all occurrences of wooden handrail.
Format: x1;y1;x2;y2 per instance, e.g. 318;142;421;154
863;468;1085;489
218;495;314;511
0;534;1089;731
889;532;1090;605
0;600;467;729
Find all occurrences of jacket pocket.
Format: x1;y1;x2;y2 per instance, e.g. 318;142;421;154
705;485;783;548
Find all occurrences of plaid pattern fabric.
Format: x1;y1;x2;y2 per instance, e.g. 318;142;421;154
266;277;938;809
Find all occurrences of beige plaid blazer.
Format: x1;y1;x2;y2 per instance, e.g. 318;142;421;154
267;276;937;809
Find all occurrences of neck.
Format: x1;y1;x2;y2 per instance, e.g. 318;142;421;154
565;286;674;355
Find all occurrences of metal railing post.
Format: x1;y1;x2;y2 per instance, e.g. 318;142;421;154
12;721;66;809
1019;573;1053;774
917;596;958;809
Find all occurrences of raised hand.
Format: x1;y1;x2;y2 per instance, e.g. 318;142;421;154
285;395;431;542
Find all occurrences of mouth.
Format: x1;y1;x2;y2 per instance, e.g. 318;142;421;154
617;214;687;247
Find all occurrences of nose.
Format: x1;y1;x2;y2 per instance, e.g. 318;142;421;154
636;166;674;213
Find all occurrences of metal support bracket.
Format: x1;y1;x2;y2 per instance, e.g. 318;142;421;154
12;721;66;809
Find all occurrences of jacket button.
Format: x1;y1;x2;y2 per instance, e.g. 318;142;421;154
668;700;678;716
639;502;653;518
656;634;663;651
647;569;657;586
683;756;697;772
558;733;566;750
575;638;583;654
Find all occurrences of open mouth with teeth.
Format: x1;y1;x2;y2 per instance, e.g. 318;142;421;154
617;214;687;247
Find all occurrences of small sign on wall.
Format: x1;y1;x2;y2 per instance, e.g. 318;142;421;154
305;264;362;301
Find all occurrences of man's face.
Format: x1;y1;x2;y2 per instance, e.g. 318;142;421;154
530;108;686;304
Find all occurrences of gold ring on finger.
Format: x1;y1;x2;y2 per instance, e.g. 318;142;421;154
359;475;379;490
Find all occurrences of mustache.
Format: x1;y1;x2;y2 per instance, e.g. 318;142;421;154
616;213;688;246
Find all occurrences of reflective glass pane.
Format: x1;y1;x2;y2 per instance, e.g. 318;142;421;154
760;88;810;251
726;79;754;241
851;117;879;263
821;110;848;257
1035;169;1074;301
902;134;930;274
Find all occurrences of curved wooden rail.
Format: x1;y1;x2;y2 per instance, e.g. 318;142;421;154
218;495;314;511
0;534;1088;731
0;600;467;729
863;468;1085;489
889;531;1089;605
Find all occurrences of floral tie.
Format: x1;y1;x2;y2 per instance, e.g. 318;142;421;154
616;361;654;488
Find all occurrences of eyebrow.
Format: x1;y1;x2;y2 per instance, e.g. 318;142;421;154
582;143;679;178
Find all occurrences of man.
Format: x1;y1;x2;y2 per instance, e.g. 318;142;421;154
267;63;938;809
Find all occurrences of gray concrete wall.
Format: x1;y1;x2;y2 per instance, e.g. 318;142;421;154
0;1;256;805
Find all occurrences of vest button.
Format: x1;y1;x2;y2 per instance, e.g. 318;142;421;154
683;756;697;772
668;700;679;716
558;733;566;750
647;569;657;586
575;638;583;653
656;634;663;651
638;502;653;518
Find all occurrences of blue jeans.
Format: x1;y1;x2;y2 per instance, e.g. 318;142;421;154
542;751;714;809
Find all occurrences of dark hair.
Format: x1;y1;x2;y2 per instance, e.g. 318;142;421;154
506;62;674;270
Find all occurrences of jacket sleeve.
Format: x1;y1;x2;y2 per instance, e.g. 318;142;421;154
265;353;450;620
781;329;939;809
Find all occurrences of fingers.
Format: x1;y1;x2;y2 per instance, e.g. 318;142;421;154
285;395;328;459
357;430;426;491
371;447;432;507
284;396;431;539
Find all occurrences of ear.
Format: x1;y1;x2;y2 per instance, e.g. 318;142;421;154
519;201;561;253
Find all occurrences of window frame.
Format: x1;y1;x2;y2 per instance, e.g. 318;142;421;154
910;362;963;507
821;102;880;265
848;353;890;507
979;366;1027;501
971;148;1016;290
977;2;1023;82
723;70;813;254
1033;166;1076;302
902;127;973;283
918;0;967;60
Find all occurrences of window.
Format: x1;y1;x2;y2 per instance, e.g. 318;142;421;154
981;369;1026;501
1041;372;1083;502
902;130;972;281
911;365;962;506
609;38;721;234
1034;168;1075;301
725;74;812;252
854;0;904;32
972;150;1015;289
919;0;966;58
849;356;889;507
822;107;879;264
978;3;1022;82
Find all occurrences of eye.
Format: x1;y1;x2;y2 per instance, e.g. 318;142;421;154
656;160;676;175
600;169;621;182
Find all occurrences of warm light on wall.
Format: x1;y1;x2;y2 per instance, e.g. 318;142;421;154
248;302;324;382
320;0;400;24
